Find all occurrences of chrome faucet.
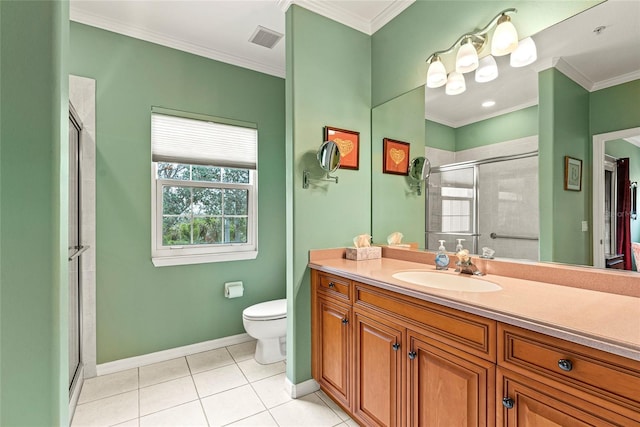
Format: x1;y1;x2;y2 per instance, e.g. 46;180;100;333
455;250;484;276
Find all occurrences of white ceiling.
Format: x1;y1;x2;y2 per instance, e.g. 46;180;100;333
70;0;639;127
70;0;414;78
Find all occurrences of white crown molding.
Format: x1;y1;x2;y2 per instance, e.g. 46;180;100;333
70;6;286;78
591;69;640;92
279;0;413;35
624;135;640;148
371;1;415;34
426;99;539;129
553;58;593;91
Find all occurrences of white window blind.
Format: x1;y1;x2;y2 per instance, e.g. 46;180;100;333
152;113;257;169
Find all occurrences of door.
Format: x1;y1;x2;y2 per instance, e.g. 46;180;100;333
497;368;637;426
315;296;351;408
408;332;494;427
68;105;83;395
353;310;403;427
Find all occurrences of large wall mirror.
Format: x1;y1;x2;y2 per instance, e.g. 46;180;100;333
371;0;640;272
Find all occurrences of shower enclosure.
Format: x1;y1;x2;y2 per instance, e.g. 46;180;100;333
426;151;539;261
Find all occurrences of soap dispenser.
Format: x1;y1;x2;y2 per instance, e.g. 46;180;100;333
435;240;450;270
455;238;465;253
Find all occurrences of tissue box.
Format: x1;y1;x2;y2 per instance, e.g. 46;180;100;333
346;246;382;261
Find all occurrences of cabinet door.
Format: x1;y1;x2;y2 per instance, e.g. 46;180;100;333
315;297;351;408
498;368;639;427
408;333;495;427
353;310;404;427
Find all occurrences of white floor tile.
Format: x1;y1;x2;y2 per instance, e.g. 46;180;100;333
139;400;208;427
226;410;278;426
112;419;139;427
77;368;138;404
251;372;292;409
342;419;360;427
315;390;350;421
269;392;343;427
201;384;266;426
192;363;247;398
139;376;198;416
71;390;138;427
139;357;190;388
237;358;285;382
186;347;234;374
226;340;257;362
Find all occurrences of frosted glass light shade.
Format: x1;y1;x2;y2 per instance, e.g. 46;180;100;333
455;38;479;73
426;57;447;88
510;37;537;67
491;15;518;56
445;72;466;95
475;55;498;82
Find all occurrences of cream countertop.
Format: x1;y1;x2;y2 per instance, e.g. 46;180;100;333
308;256;640;362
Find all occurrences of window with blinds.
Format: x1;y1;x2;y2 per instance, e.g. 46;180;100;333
150;110;258;267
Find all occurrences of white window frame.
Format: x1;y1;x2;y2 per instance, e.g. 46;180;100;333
151;111;258;267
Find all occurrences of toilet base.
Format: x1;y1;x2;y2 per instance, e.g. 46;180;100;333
255;337;286;365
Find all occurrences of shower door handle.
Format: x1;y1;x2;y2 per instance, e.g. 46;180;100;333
68;245;89;261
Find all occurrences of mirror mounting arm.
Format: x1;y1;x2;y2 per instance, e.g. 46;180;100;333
303;170;339;189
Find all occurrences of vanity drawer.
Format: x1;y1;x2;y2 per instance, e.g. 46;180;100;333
317;272;351;301
498;323;640;412
354;282;496;362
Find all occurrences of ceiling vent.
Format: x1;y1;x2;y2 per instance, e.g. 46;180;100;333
249;26;283;49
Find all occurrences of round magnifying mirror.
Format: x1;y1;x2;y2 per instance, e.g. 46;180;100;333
317;140;341;173
409;156;431;181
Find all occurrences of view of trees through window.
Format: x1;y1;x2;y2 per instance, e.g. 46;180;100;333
157;163;249;246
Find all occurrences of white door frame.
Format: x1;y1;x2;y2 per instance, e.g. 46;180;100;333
592;127;640;268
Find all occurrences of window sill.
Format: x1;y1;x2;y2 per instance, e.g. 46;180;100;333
152;251;258;267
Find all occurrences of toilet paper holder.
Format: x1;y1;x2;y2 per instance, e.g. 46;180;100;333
224;281;244;298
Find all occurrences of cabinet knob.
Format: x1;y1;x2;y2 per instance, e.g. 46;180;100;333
408;351;417;360
392;343;400;351
341;318;349;325
558;359;573;372
328;282;335;288
502;397;514;409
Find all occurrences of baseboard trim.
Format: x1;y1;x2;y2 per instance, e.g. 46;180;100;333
285;377;319;398
96;333;254;376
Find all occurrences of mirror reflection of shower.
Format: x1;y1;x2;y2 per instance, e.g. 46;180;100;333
426;148;539;261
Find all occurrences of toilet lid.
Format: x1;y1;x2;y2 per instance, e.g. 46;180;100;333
243;299;287;321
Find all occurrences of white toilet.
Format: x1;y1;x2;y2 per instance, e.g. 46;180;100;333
242;299;287;364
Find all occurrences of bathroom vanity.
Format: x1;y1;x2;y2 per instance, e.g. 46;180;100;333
309;248;640;427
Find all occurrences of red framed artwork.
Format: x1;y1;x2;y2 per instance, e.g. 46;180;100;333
324;126;359;170
383;138;410;175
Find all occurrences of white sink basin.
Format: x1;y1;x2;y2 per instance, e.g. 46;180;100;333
392;271;502;292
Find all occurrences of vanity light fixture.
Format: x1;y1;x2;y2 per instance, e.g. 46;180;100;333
425;8;536;95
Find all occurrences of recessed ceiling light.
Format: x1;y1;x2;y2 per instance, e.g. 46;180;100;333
482;100;496;108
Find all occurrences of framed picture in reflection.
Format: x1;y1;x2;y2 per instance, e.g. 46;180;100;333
564;156;582;191
383;138;410;175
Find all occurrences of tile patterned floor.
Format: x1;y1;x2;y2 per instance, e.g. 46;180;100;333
71;341;358;427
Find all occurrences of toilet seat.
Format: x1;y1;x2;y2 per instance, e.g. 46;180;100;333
243;299;286;321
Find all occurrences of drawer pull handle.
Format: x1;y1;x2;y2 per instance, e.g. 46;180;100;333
502;397;514;409
558;359;573;372
328;282;335;288
341;318;349;325
392;343;400;351
408;351;417;360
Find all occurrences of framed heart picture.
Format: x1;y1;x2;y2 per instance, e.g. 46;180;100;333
383;138;410;175
324;126;359;170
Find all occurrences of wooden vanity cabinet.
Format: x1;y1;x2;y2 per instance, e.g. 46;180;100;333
312;272;353;409
497;324;640;426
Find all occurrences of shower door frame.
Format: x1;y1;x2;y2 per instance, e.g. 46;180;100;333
426;151;539;254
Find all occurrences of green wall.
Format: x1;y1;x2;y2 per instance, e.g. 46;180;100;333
372;87;426;246
425;120;455;151
0;1;69;425
371;1;602;107
605;139;640;257
590;80;640;136
455;106;538;151
286;5;371;383
539;68;591;265
69;23;286;363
